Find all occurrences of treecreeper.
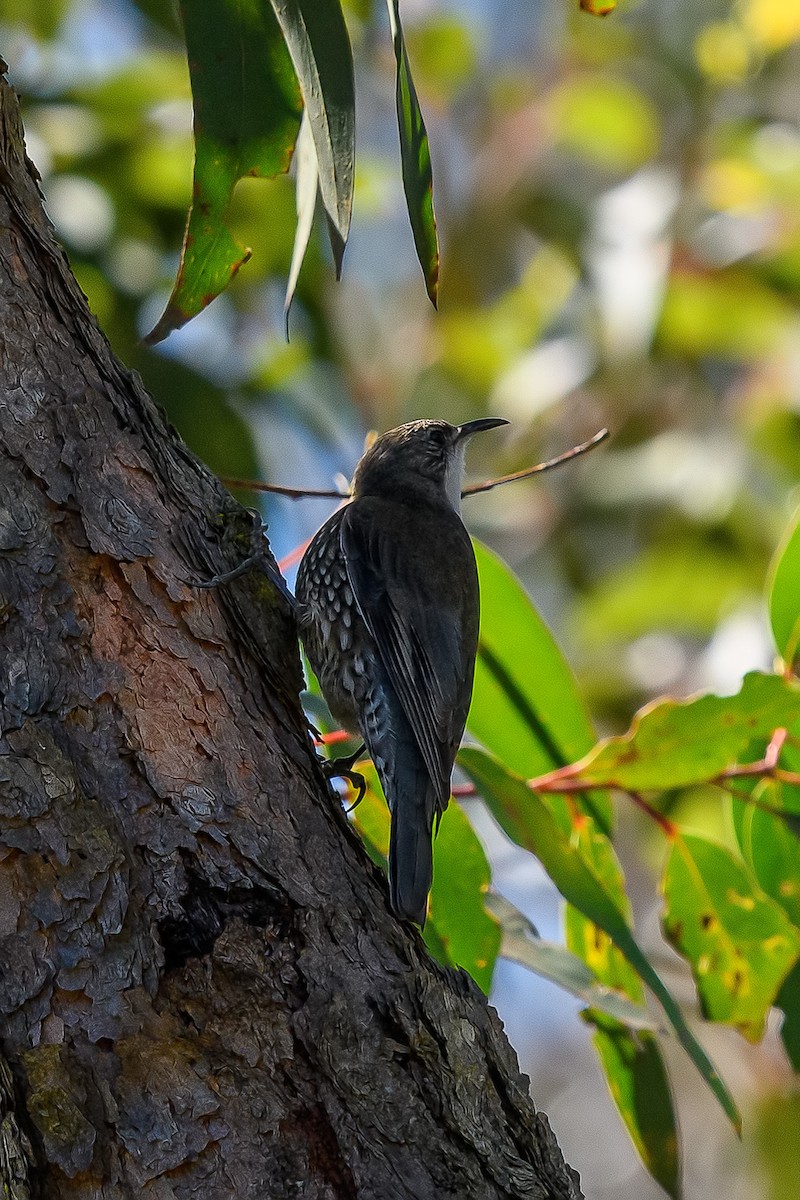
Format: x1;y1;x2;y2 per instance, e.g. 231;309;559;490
296;418;507;925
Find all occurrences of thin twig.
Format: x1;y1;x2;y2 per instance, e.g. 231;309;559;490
462;428;609;496
627;791;677;837
221;428;610;502
222;477;347;500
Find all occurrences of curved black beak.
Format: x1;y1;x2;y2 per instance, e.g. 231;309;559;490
456;417;509;442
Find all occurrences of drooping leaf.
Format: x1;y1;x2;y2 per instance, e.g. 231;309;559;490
564;822;643;1004
470;540;611;832
568;672;800;791
563;827;679;1195
590;1017;680;1200
662;834;800;1041
386;0;439;305
146;0;302;343
268;0;355;274
459;747;740;1132
487;893;655;1029
284;109;319;331
769;507;800;669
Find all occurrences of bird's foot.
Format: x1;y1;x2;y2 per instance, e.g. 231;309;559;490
190;510;296;608
321;744;368;810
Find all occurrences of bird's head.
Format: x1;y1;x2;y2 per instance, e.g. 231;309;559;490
351;418;508;511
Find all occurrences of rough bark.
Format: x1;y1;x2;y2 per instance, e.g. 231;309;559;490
0;68;581;1200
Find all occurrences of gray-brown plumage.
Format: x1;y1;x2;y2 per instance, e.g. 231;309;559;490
296;418;507;925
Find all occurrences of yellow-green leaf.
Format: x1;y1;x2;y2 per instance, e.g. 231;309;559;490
662;834;800;1041
146;0;302;343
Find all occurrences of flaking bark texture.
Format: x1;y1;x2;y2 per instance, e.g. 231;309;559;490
0;69;581;1200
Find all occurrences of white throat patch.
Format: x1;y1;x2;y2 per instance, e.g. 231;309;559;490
444;441;467;513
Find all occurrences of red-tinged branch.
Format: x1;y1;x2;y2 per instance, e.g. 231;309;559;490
222;477;347;499
450;726;800;831
315;729;353;746
278;539;311;572
627;791;677;837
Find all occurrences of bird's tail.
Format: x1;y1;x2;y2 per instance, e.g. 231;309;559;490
388;772;436;927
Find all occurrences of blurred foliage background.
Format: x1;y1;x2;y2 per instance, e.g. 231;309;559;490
4;0;800;1195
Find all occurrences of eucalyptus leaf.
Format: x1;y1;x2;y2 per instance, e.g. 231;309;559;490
147;0;302;342
460;746;740;1132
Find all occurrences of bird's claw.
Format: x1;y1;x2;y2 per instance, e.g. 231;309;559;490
190;510;296;609
193;510;266;589
320;745;368;810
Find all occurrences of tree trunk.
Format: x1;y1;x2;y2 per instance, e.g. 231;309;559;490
0;68;581;1200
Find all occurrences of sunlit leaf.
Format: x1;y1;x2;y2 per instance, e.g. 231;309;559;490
662;834;800;1041
487;893;655;1029
269;0;355;274
769;506;800;669
579;0;616;12
470;540;611;832
386;0;439;305
284;109;318;331
569;673;800;791
146;0;302;343
459;747;740;1132
590;1018;680;1200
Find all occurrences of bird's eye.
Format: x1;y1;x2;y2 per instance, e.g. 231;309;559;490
428;427;446;448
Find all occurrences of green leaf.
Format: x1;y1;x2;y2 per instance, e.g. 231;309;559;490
734;782;800;927
349;771;500;991
469;541;611;832
570;672;800;791
284;109;318;331
562;827;680;1196
459;746;741;1132
662;834;800;1041
590;1018;680;1200
769;507;800;669
268;0;355;274
487;894;655;1030
386;0;439;305
564;825;643;1004
425;803;501;994
146;0;302;343
776;960;800;1072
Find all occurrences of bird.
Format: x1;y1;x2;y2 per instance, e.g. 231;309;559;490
295;417;507;925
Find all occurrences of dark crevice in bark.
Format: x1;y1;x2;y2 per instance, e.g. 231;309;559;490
159;874;297;971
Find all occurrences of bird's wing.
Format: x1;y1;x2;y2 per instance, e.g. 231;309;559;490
340;499;478;809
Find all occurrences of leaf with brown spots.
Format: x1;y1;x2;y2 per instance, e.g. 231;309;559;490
663;833;800;1041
